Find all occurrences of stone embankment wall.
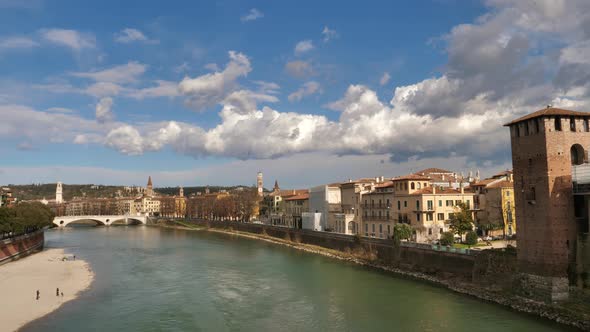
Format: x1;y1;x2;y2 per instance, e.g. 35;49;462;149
179;220;510;283
0;230;45;265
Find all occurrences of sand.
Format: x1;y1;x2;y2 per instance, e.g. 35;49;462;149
0;249;94;332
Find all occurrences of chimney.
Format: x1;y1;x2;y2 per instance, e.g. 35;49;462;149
460;182;464;194
380;176;384;182
433;185;436;195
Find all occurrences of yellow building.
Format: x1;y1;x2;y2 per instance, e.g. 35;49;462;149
473;179;516;238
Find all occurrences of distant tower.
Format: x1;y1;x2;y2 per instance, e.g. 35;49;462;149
273;180;280;195
205;186;210;195
179;186;184;197
257;172;263;197
146;176;153;197
55;182;63;204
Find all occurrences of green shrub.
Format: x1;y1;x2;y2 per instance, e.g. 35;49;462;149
466;231;478;246
440;232;454;246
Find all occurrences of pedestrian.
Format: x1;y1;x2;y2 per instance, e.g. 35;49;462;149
36;290;40;300
73;255;76;261
61;292;63;297
56;288;60;296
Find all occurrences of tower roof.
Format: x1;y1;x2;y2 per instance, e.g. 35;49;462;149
273;180;279;190
147;176;153;186
504;107;590;126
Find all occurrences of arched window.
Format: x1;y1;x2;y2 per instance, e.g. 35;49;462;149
411;182;415;190
417;182;421;189
571;144;585;165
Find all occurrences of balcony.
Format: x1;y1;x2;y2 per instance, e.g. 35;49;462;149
573;164;590;194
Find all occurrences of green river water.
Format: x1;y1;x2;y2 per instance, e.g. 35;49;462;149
23;226;572;331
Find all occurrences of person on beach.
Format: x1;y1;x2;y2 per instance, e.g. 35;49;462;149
73;255;76;261
56;288;60;296
36;290;40;300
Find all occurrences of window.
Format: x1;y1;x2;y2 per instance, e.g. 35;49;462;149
386;199;390;208
378;199;382;208
426;214;433;221
427;200;433;210
585;118;589;132
386;211;390;219
446;200;453;207
416;213;421;222
506;191;510;197
379;224;382;234
387;225;391;234
404;201;407;207
372;224;375;232
524;121;529;136
365;223;368;232
571;144;585;166
455;200;461;206
465;200;470;209
416;200;420;210
515;125;520;137
397;200;401;210
371;199;374;207
428;228;432;235
417;182;421;189
438;200;442;207
437;213;445;221
507;201;511;210
570;116;576;132
411;182;415;190
378;211;381;218
404;183;408;190
534;118;539;133
555;116;562;131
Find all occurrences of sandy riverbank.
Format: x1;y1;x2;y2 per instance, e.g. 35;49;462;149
0;248;94;332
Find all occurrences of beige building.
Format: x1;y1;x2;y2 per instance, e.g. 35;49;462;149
283;192;309;229
339;178;376;235
361;174;476;243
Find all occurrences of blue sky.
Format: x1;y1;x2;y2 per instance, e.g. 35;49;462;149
1;0;589;187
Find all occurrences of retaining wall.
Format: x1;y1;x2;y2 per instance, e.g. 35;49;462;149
0;230;44;265
181;220;487;282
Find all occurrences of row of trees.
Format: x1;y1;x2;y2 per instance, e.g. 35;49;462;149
186;189;260;222
0;202;55;238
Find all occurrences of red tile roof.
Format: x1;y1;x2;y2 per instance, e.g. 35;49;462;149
414;168;453;175
504;107;590;126
283;193;309;201
487;180;514;189
392;174;432;181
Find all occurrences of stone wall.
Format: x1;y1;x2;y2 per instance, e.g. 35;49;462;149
0;230;45;265
184;220;480;282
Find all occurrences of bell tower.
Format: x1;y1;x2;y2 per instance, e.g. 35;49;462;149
257;172;263;197
55;182;63;204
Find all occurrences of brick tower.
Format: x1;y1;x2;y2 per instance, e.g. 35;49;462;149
505;107;590;301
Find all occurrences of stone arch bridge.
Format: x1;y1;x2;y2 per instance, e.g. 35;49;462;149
53;215;147;227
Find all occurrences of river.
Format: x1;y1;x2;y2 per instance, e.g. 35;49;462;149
24;226;571;331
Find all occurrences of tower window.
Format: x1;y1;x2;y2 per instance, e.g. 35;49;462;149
570;116;576;132
571;144;585;165
585;118;589;132
534;119;540;133
514;125;520;137
524;121;529;136
555;116;562;131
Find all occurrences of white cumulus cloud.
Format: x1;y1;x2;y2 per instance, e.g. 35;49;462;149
241;8;263;22
40;28;96;51
95;97;114;123
294;40;314;55
288;81;322;102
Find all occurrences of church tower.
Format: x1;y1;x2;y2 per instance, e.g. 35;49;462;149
146;176;153;197
273;180;280;195
55;182;63;204
257;172;263;197
179;186;184;197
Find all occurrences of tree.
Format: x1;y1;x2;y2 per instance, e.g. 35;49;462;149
465;231;478;246
440;232;454;246
392;223;413;244
448;202;474;241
